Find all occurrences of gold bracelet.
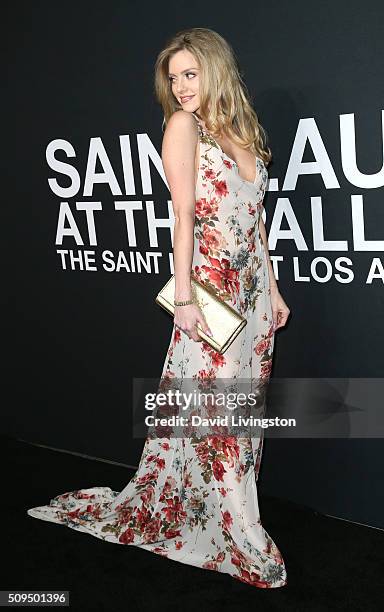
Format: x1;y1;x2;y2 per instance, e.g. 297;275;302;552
174;298;194;306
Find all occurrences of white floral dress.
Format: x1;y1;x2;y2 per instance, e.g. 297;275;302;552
27;112;287;589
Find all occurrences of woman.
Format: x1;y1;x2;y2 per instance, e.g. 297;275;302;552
27;28;290;589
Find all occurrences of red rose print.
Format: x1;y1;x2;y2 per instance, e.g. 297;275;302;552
202;560;218;570
201;256;240;299
195;441;210;464
212;459;226;482
261;360;272;379
136;470;158;486
212;179;229;198
201;225;228;252
255;338;270;355
118;507;134;524
119;527;135;544
195;196;219;219
199;243;209;256
222;510;233;530
164;528;182;539
235;569;270;588
143;518;162;543
162;496;187;524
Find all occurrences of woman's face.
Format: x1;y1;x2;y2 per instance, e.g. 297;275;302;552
168;49;200;113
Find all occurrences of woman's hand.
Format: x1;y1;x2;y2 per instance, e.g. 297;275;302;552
174;303;213;342
270;286;290;330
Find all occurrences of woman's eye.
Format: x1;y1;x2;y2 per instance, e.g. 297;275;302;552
169;72;196;84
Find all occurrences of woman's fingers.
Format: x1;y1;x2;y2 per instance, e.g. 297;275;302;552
174;305;213;342
196;312;213;337
175;321;199;341
275;307;290;330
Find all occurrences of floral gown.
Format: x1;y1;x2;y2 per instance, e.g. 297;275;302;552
27;112;287;589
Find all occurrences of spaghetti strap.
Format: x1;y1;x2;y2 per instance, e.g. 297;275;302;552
191;111;204;137
191;111;199;122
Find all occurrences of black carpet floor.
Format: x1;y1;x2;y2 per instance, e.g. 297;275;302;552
2;434;383;612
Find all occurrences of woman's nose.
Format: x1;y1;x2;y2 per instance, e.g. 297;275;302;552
176;78;186;93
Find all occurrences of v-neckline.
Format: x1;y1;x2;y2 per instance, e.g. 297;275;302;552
192;112;259;185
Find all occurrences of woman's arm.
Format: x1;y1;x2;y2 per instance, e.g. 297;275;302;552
162;110;197;301
258;215;291;329
161;110;212;341
258;215;278;292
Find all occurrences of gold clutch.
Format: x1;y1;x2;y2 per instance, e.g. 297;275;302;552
155;273;247;354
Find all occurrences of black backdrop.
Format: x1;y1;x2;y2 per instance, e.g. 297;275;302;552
4;1;384;528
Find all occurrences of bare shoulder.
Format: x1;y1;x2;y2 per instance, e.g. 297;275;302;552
163;110;198;142
161;111;198;216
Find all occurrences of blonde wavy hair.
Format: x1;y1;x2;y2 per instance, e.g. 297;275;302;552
154;27;272;166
